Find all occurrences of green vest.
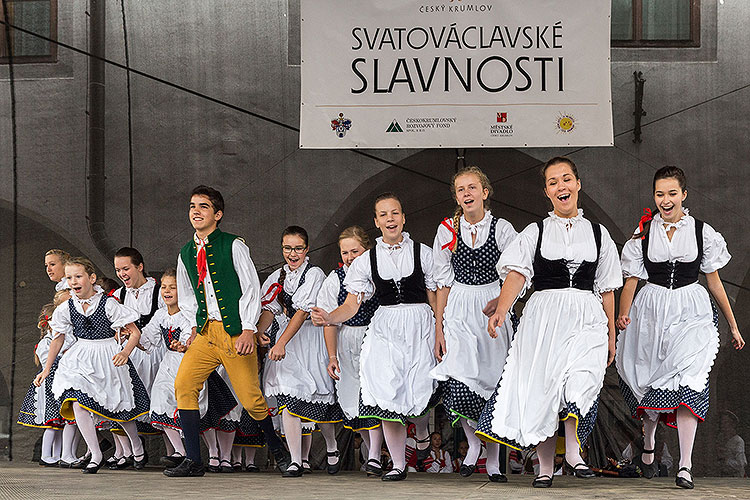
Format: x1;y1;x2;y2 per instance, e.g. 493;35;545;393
179;228;244;336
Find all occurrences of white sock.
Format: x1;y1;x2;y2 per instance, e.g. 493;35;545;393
382;421;406;473
119;421;144;458
162;432;175;456
318;423;338;464
676;406;698;479
72;403;102;466
202;429;219;464
282;410;303;466
642;414;659;465
112;432;123;458
368;427;383;463
535;433;557;478
61;424;79;462
411;414;430;450
41;428;59;462
245;447;256;465
563;418;584;466
232;445;242;464
301;433;312;461
485;441;501;475
163;427;185;456
460;418;482;466
216;430;236;463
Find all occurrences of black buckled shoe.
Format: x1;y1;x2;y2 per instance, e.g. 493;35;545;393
271;446;291;473
532;474;553;488
282;462;304;478
160;454;184;468
133;452;148;470
39;459;59;467
637;449;659;479
381;468;408;481
114;456;134;470
675;467;694;489
58;460;74;468
207;456;221;473
327;451;341;475
488;472;508;483
245;464;260;473
302;459;312;474
459;463;476;477
163;457;206;477
565;460;596;478
71;453;91;469
82;460;103;474
364;459;383;477
220;459;234;473
231;461;243;472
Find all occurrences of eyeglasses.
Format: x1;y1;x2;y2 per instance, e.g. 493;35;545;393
282;246;307;254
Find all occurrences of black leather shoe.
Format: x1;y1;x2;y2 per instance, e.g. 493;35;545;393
220;459;234;473
133;452;148;470
302;459;312;474
82;460;103;474
39;459;59;467
282;462;304;478
488;472;508;483
245;464;260;473
637;450;659;479
364;459;383;477
459;463;476;477
327;451;341;475
58;460;74;468
207;456;221;473
160;454;184;468
163;458;206;477
675;467;694;489
71;453;91;469
381;468;408;481
532;474;553;488
114;456;134;470
565;460;596;478
271;446;291;473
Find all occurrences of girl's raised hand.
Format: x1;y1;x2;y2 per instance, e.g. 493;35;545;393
731;326;745;350
112;351;129;367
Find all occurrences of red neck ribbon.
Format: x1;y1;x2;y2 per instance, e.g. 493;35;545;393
261;283;283;306
440;218;457;251
638;208;653;240
197;245;207;284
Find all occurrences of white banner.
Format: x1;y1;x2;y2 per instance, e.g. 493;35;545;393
300;0;612;149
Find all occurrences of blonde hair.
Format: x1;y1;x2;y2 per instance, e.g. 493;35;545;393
53;289;71;307
65;256;97;277
35;303;56;366
449;166;493;253
338;225;372;250
45;249;70;264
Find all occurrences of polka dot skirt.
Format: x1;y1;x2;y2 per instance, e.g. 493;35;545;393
443;378;488;423
619;377;709;428
200;371;239;432
43;357;65;427
277;394;344;424
358;386;442;425
343;417;381;431
234;409;265;446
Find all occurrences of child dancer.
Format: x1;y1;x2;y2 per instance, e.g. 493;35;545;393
616;166;744;489
260;226;342;477
312;193;438;482
430;166;518;482
18;304;63;465
478;158;622;488
111;247;166;466
35;257;150;473
317;226;384;476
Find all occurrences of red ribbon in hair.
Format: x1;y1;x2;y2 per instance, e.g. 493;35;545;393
261;283;283;306
197;245;207;285
440;218;458;251
337;262;345;268
638;208;653;240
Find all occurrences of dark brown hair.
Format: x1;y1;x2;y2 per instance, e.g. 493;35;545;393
632;166;688;239
373;192;403;216
162;268;177;280
190;185;225;225
278;226;309;311
115;247;146;275
540;156;579;185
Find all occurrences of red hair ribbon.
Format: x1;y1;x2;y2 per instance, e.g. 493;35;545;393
261;283;283;306
440;218;457;251
638;208;653;240
39;315;50;329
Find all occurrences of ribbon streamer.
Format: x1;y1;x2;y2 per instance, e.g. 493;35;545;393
440;218;458;251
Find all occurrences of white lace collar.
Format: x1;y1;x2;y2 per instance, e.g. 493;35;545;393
654;208;690;231
125;276;156;299
73;290;102;307
284;257;310;276
461;210;492;235
548;208;585;227
377;232;411;252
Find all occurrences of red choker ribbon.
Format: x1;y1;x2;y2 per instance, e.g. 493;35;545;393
440;218;457;251
638;208;653;239
261;282;283;306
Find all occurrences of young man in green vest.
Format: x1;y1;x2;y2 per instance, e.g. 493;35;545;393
165;185;290;477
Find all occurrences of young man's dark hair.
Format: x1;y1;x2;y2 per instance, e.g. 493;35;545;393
190;185;225;224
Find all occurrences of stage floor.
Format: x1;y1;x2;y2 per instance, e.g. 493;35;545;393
1;462;748;499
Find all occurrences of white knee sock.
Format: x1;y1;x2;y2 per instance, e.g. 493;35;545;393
245;447;256;465
318;423;338;464
114;433;132;458
162;432;175;456
460;418;482;466
676;406;698;478
231;445;242;464
61;424;79;462
410;414;430;450
119;421;144;458
485;441;501;475
216;430;236;463
536;433;557;478
41;428;59;462
282;410;303;466
563;418;584;466
202;428;219;463
382;421;406;473
163;427;185;456
368;426;384;462
72;403;102;466
642;414;659;465
301;433;312;461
